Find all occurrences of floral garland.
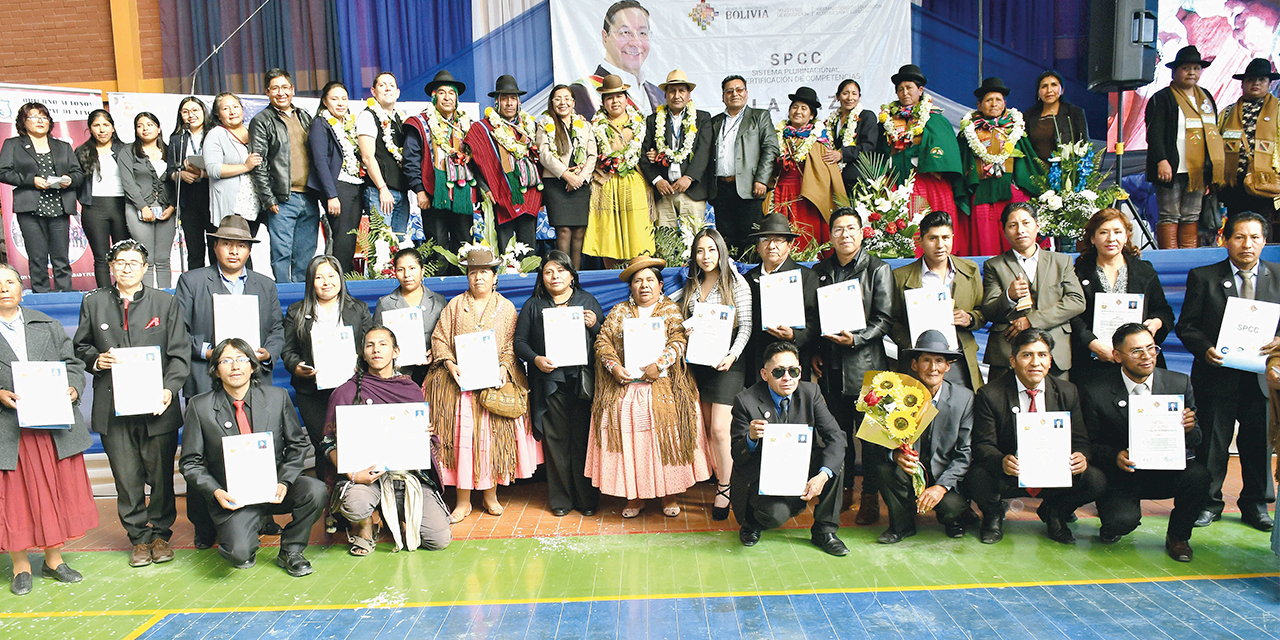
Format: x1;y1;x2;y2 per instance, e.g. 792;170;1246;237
774;120;828;170
959;107;1026;168
484;107;538;159
539;114;590;166
652;102;698;166
824;108;860;148
366;98;405;162
320;108;364;179
878;94;934;150
592;105;646;176
424;105;473;165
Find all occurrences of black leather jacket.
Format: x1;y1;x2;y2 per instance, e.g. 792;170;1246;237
248;105;314;209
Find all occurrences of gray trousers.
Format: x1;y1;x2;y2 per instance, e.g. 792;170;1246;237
335;481;452;550
1154;174;1203;225
125;203;178;288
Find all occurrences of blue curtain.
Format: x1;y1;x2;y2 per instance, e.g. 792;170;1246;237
334;0;472;101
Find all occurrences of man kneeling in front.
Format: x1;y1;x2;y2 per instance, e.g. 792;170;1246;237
180;338;326;576
730;341;849;556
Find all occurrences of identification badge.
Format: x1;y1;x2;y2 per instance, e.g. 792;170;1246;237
1223;130;1243;140
1185;118;1202;129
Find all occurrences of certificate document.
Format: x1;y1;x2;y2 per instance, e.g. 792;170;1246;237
1216;297;1280;373
758;424;813;496
1016;411;1073;488
543;306;588;367
1092;293;1143;348
221;432;278;506
685;303;734;367
12;361;73;428
311;325;356;390
1128;394;1186;471
623;317;666;374
904;288;959;350
455;330;501;391
213;294;261;352
759;271;806;329
112;346;165;416
381;307;429;366
817;280;867;335
335;402;433;474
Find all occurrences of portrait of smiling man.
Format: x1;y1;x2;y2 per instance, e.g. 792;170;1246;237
570;0;665;116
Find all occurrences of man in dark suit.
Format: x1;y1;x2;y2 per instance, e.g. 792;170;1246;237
1079;323;1209;561
812;207;894;525
1174;211;1278;531
877;331;975;543
707;76;778;252
741;214;819;378
730;341;848;556
640;69;712;228
180;338;326;577
967;328;1106;544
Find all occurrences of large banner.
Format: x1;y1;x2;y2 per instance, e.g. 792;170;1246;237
550;0;910;119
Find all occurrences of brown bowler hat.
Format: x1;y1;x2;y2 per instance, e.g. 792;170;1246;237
596;74;631;96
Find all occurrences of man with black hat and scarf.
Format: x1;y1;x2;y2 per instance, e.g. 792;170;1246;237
1219;57;1280;239
404;70;477;264
466;75;544;250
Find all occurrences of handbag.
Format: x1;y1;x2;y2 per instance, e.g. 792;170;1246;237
480;379;528;418
1244;170;1280;199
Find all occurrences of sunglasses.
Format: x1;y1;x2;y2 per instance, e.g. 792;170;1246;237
770;366;802;380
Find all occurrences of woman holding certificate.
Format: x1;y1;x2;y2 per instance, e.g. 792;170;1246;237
1069;208;1175;376
423;245;540;523
282;255;372;484
515;251;605;517
373;248;447;386
0;264;98;595
679;228;752;521
587;255;711;518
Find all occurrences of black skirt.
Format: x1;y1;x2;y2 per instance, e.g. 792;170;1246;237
691;358;747;406
543;175;591;227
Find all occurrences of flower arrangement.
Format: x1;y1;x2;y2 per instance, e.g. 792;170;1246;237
484;107;538;160
432;192;541;275
1029;140;1128;241
366;98;404;162
652;210;708;266
653;102;699;166
855;371;937;496
878;94;934;151
959;107;1026;171
593;105;646;176
849;153;929;258
346;207;407;279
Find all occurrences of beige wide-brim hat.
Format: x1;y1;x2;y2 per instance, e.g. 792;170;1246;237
658;69;696;92
619;254;667;282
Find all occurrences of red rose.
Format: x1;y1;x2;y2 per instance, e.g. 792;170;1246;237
862;226;874;239
863;390;881;406
886;221;897;233
868;212;882;222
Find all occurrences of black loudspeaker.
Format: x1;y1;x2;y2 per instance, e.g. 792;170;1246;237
1088;0;1158;92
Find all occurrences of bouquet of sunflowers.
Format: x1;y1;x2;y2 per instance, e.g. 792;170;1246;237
854;371;939;496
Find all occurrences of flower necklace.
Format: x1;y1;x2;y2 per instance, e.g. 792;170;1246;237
653;102;698;165
424;105;473;165
540;113;590;166
775;120;826;166
960;107;1026;168
320;108;363;178
484;107;538;159
878;94;934;150
366;98;404;162
824;107;860;148
592;105;646;176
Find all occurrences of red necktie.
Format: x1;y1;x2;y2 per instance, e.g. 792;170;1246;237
232;400;251;435
1025;388;1040;497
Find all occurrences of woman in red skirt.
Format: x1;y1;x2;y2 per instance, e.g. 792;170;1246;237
766;87;847;254
0;264;98;595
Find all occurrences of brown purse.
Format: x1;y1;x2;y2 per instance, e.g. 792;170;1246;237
1244;170;1280;199
480;380;528;418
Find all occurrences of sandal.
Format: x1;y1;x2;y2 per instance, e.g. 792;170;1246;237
622;500;645;518
347;535;375;557
662;500;681;518
711;482;731;521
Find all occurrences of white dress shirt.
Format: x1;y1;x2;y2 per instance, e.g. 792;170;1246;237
920;258;956;293
1121;368;1153;396
715;109;744;177
1014;376;1048;413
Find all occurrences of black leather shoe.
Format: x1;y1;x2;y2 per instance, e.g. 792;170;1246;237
41;563;83;583
276;551;314;577
854;493;880;525
1242;510;1274;532
261;520;284;536
1165;536;1193;562
877;528;916;544
193;537;215;550
10;572;32;596
1192;510;1219;528
812;532;850;556
550;508;571;517
579;508;597;517
944;523;965;539
1038;502;1075;544
739;526;761;547
233;552;256;570
1098;532;1122;544
979;506;1005;545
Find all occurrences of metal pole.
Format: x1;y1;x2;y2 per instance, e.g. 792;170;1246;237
977;0;985;83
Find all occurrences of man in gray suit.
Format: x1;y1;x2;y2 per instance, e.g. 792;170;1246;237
877;330;975;544
980;202;1085;381
708;76;778;252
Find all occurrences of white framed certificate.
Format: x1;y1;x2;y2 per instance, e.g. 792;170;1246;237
759;271;805;329
1128;394;1186;471
758;424;813;496
1092;293;1143;348
817;280;867;335
455;330;501;391
543;306;588;367
904;288;959;350
221;431;278;506
381;307;429;366
111;346;165;416
685;303;734;367
335;402;433;474
1015;411;1072;488
311;325;356;390
213;294;261;352
1215;297;1280;373
623;317;665;375
12;361;74;429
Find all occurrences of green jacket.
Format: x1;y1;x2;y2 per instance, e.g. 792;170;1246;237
879;108;962;183
954;121;1043;214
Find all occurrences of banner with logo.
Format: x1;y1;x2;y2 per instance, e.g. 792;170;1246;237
550;0;910;119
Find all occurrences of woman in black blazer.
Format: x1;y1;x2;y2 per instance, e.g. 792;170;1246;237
76;109;131;288
307;81;365;275
1025;71;1089;163
0;102;85;293
1070;208;1175;376
821;79;879;191
166;97;213;270
282;254;372;481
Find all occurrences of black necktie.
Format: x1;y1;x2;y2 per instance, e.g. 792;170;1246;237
778;397;790;423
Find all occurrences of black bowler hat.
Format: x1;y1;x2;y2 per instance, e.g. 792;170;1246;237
1165;45;1212;70
488;75;527;98
1233;57;1280;81
973;77;1012;100
904;329;960;361
788;86;822;112
748;213;800;240
891;64;927;88
425;70;466;96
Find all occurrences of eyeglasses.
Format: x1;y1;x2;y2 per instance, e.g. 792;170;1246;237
1125;345;1162;359
609;27;650;41
831;225;861;237
218;356;253;366
759;236;791;246
770;366;802;380
111;260;145;271
25;115;49;123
